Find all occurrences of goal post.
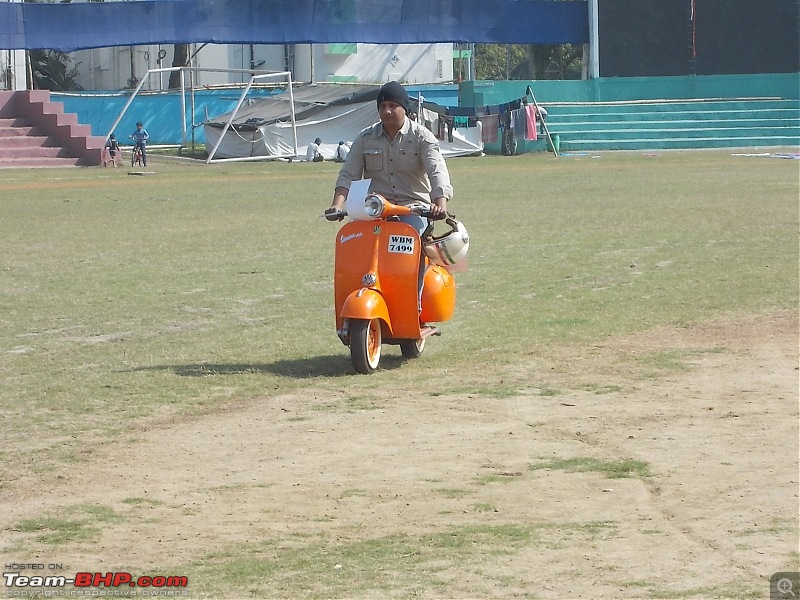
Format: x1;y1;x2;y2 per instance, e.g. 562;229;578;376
205;70;297;164
104;67;298;163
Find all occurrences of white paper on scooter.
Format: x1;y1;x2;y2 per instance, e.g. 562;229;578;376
345;179;376;221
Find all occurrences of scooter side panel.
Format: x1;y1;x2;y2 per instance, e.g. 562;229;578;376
420;265;456;323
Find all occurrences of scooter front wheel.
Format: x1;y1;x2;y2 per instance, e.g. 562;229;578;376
350;318;381;374
400;338;426;359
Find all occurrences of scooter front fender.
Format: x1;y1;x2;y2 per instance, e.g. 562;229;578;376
340;288;392;331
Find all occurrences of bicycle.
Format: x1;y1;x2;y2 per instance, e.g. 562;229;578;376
131;144;143;167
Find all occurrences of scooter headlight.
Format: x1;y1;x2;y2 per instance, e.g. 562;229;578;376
364;194;385;218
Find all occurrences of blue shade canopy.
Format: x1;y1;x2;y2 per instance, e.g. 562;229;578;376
0;0;589;52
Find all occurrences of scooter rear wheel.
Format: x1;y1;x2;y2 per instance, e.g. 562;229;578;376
400;338;426;359
350;318;381;374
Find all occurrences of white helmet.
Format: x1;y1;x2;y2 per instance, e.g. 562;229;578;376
423;218;470;267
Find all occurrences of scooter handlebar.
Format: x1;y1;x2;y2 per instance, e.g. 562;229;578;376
319;204;448;222
322;208;346;221
416;207;449;220
401;201;449;220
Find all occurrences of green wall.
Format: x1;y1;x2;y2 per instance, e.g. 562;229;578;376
459;73;800;106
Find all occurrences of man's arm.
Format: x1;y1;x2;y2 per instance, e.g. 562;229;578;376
330;186;349;211
332;132;367;208
418;129;453;215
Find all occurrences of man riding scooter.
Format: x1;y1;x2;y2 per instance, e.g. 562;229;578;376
324;81;470;373
325;81;454;304
325;80;451;224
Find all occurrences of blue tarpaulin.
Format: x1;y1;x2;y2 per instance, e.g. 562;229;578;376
0;0;589;52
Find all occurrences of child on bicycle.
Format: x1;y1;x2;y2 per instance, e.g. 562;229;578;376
129;121;149;167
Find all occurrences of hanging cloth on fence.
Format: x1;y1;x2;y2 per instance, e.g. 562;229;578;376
524;104;538;141
511;108;527;139
448;107;477;117
479;114;499;143
436;118;446;140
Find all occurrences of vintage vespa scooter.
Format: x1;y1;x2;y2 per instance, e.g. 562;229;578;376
326;191;469;374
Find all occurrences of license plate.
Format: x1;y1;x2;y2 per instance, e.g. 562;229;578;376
388;235;415;254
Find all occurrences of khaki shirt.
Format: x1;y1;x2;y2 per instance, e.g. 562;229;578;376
335;116;453;205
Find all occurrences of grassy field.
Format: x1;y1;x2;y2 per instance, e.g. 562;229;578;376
1;149;797;598
1;151;795;416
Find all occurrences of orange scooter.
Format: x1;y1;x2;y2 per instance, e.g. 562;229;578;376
326;193;468;374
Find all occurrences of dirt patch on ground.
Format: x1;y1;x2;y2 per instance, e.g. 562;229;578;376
2;311;797;598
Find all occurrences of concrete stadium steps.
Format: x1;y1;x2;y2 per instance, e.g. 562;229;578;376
543;98;800;152
0;90;104;168
0;117;84;167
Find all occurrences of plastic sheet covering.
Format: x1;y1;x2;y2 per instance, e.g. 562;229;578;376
0;0;589;52
204;101;483;160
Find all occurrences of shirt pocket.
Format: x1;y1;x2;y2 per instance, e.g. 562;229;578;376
396;143;421;171
364;149;384;172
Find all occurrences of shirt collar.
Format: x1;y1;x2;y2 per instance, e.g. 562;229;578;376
378;115;410;140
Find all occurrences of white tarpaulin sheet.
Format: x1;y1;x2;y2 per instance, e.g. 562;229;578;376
204;101;483;160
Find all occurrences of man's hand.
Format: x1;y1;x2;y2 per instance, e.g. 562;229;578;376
324;207;344;222
430;197;448;218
